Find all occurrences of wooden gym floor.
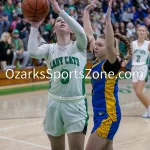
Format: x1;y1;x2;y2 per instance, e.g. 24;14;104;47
0;79;150;150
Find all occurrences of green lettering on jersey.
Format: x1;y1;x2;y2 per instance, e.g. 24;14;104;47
76;57;80;66
59;57;63;65
55;58;59;67
65;56;69;64
72;57;76;65
50;60;56;70
50;56;80;70
134;49;146;55
50;57;64;69
69;56;74;64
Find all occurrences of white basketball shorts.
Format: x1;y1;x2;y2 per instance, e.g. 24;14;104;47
131;65;149;83
43;94;89;137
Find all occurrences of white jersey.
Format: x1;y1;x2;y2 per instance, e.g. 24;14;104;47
132;40;150;66
28;10;87;99
43;42;87;97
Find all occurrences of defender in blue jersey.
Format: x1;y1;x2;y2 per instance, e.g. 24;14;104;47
83;0;130;149
91;57;121;140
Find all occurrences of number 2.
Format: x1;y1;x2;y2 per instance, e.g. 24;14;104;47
137;55;141;62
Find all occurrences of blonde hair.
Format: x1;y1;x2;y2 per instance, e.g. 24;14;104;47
137;25;149;40
0;32;11;44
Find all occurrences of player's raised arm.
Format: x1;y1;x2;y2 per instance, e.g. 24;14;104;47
83;0;97;53
27;20;49;59
49;0;87;51
105;0;117;64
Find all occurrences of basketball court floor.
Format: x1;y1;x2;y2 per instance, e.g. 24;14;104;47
0;79;150;150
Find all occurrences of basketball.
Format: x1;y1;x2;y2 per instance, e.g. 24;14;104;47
21;0;50;22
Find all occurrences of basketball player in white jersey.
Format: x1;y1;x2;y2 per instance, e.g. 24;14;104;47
27;0;88;149
131;25;150;118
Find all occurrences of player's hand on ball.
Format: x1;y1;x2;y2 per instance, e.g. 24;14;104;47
27;18;45;28
49;0;61;14
85;0;98;12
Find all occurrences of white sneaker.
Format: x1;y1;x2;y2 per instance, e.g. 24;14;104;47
142;110;150;118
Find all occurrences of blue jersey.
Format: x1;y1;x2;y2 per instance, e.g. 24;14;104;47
91;59;121;122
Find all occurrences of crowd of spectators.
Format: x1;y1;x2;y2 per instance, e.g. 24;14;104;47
0;0;150;70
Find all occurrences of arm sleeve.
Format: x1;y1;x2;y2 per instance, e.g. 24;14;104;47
28;27;49;59
59;10;87;51
104;58;120;75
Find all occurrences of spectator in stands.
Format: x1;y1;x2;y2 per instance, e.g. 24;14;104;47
112;0;121;22
64;4;69;14
11;29;29;68
16;18;30;39
4;0;15;14
77;14;83;26
68;0;76;10
131;6;137;22
0;3;10;38
139;0;149;12
136;7;146;23
126;22;136;39
15;1;22;18
10;13;20;30
119;22;126;35
41;24;55;43
113;22;119;33
0;32;16;70
69;7;78;20
144;16;150;30
4;0;15;22
122;8;133;25
92;22;101;39
120;2;125;14
75;0;85;13
123;0;133;9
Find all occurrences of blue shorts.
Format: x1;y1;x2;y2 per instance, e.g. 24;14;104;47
91;111;121;140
